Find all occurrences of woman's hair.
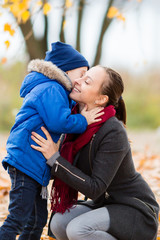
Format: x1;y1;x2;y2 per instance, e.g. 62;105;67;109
100;66;126;125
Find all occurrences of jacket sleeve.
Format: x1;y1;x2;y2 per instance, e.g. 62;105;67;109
50;123;130;200
35;84;88;134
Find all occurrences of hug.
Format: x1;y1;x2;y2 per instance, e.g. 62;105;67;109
1;42;159;240
32;64;159;240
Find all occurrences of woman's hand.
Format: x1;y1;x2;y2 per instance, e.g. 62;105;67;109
31;126;58;160
81;105;104;125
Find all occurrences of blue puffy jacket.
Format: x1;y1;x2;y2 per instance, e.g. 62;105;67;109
2;60;87;186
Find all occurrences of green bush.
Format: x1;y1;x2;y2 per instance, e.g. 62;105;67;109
123;71;160;129
0;62;25;131
125;93;160;129
0;63;160;131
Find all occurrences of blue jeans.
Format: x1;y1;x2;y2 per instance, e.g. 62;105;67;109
0;165;48;240
50;205;117;240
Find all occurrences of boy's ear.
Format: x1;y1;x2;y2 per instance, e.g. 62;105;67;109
95;95;109;106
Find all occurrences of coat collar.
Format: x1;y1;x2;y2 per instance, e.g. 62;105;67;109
28;59;72;91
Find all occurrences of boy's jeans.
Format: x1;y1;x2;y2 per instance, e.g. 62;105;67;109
0;165;48;240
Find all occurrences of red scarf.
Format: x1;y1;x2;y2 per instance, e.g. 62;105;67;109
51;104;116;214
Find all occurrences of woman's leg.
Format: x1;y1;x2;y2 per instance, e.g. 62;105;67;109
50;205;92;240
66;207;117;240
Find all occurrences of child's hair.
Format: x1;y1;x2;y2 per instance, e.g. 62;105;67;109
100;66;126;125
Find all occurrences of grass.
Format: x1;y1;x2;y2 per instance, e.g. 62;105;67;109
0;62;160;131
122;69;160;129
0;62;25;131
125;88;160;129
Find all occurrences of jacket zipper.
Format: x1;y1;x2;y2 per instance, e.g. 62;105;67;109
55;160;85;182
89;134;96;171
134;197;157;220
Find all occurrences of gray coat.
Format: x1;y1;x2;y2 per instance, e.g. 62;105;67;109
51;117;159;240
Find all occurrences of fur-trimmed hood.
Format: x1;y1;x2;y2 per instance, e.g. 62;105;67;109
20;59;72;97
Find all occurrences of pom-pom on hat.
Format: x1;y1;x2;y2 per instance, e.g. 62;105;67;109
45;41;89;72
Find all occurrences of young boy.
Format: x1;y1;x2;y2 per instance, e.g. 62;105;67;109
0;42;102;240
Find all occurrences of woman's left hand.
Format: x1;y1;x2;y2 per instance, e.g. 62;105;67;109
31;126;58;160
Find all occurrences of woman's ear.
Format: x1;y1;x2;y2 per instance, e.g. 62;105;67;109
95;95;109;106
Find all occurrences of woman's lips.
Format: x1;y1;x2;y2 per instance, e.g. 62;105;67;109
73;87;80;93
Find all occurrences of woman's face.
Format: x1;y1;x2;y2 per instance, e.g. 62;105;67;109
70;66;108;109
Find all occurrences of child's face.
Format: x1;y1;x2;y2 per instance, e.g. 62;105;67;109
66;67;88;86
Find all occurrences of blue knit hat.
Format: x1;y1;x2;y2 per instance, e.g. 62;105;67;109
45;41;89;72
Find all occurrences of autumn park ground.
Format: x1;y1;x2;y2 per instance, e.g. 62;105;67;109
0;130;160;240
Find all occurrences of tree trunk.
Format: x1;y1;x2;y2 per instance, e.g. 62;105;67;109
76;0;85;52
19;16;48;60
60;11;66;43
93;0;114;66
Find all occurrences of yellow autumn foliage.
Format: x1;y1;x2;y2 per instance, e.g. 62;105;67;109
4;23;15;36
117;13;126;22
63;20;66;30
1;57;7;64
21;10;30;23
3;0;31;23
107;6;125;22
37;0;43;6
65;0;73;8
43;3;51;15
107;6;119;18
4;40;10;49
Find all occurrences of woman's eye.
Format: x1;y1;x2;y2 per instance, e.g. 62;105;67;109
85;81;89;85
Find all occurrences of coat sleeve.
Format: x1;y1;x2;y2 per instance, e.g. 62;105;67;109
35;84;88;134
50;123;130;200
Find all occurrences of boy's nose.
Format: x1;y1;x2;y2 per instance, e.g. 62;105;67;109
74;78;82;85
75;75;85;85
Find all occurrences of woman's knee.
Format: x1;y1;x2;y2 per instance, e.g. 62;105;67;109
66;221;77;240
66;218;85;240
50;213;67;236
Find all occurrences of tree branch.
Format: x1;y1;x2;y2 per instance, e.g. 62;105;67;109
60;1;66;43
76;0;85;52
93;0;114;66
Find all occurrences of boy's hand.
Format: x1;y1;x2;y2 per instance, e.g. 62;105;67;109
81;105;104;125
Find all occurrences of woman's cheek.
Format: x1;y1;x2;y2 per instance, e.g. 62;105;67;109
69;92;80;102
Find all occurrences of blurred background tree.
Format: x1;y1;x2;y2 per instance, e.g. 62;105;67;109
0;0;160;132
1;0;120;64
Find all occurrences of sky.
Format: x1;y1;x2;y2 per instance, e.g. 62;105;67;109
0;0;160;73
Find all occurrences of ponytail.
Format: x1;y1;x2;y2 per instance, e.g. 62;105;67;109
115;98;126;125
100;66;127;125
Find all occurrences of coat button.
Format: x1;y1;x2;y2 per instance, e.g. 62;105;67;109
105;192;109;199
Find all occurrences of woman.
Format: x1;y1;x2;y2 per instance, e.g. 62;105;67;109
31;65;159;240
